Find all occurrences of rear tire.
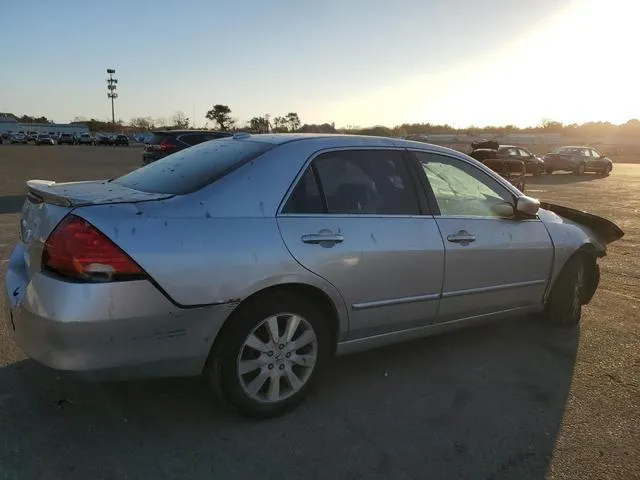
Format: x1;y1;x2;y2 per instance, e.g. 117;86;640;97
543;254;591;327
206;291;331;418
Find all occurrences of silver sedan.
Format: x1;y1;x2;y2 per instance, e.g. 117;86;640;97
4;134;623;417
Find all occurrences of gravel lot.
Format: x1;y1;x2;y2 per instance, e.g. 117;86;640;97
0;145;638;480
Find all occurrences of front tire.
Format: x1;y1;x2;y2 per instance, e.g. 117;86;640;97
544;254;590;327
207;291;330;418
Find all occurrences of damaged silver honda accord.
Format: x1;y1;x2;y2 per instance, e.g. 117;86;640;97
4;133;623;417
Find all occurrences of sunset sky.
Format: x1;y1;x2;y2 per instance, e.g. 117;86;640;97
1;0;637;128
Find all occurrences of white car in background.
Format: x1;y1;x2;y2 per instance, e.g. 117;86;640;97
77;133;95;145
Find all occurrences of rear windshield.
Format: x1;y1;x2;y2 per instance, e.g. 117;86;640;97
114;138;275;194
147;132;170;144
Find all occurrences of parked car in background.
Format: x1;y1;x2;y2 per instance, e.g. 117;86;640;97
77;133;94;145
27;132;38;143
4;134;624;418
58;133;75;145
468;140;527;191
142;129;232;164
113;134;130;146
470;142;545;176
10;133;27;144
95;134;113;146
543;146;613;175
35;134;55;146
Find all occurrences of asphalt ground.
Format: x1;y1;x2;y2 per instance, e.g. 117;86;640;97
0;144;638;480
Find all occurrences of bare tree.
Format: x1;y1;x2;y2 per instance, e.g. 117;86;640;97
171;111;190;129
129;117;155;130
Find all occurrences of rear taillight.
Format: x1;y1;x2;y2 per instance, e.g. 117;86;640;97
159;139;177;152
42;215;144;282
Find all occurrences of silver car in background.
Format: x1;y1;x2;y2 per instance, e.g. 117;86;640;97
4;134;623;417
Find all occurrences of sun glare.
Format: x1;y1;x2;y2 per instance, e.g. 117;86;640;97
317;0;639;128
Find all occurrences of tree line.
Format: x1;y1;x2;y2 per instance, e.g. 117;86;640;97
10;110;640;139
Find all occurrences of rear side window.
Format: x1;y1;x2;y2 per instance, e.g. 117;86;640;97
114;139;275;195
284;149;419;215
283;168;324;214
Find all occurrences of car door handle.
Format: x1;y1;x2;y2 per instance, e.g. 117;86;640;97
447;230;476;244
301;233;344;244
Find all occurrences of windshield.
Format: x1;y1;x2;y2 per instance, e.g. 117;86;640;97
114;138;275;194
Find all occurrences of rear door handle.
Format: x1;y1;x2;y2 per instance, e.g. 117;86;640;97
447;230;476;245
301;233;344;245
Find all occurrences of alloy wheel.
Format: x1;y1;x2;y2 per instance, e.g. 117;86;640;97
237;313;318;403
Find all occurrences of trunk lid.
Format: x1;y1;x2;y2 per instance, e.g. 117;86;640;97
20;179;173;277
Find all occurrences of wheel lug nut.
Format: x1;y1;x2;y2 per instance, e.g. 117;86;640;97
285;352;291;358
278;344;284;349
267;351;274;356
279;364;285;370
268;364;274;369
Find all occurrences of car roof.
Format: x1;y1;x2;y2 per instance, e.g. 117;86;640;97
153;129;230;135
558;145;590;149
236;133;462;154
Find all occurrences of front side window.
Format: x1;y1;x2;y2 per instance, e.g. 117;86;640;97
518;148;532;157
283;149;419;215
413;152;513;217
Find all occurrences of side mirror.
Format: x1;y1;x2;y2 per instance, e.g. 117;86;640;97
516;196;540;216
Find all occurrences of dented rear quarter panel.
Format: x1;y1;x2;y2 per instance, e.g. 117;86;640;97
72;139;357;337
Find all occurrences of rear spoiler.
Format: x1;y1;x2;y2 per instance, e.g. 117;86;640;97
540;202;624;244
26;180;72;207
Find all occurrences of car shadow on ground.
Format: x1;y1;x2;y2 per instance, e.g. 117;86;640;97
0;316;578;480
0;195;24;215
528;173;606;186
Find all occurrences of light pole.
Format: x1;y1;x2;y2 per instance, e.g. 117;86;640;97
106;68;118;124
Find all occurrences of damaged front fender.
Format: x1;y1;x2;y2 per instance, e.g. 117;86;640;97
540;202;624;245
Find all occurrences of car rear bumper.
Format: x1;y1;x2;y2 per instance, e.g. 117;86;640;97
4;243;234;380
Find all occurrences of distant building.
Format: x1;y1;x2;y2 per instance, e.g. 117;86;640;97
0;113;89;136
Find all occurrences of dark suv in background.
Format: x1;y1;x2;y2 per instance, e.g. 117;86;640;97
58;133;75;145
142;130;232;164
